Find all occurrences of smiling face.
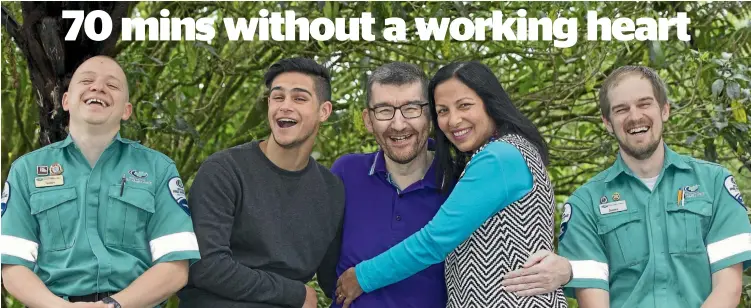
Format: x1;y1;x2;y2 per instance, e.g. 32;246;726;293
62;56;132;130
364;82;430;164
433;78;495;153
267;72;332;149
603;73;669;160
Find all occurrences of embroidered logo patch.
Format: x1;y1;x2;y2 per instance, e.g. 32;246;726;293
559;203;572;241
127;170;152;185
683;184;705;198
129;170;148;178
1;182;9;216
724;175;745;207
169;177;190;216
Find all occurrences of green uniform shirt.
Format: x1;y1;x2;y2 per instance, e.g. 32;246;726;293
558;145;751;308
1;134;200;297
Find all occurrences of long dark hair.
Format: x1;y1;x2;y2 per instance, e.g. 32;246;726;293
428;61;549;193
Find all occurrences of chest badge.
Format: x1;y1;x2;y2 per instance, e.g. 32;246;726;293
35;175;64;188
612;192;621;201
36;165;49;176
50;162;64;175
599;200;627;215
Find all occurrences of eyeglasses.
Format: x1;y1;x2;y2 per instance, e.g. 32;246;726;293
368;103;429;121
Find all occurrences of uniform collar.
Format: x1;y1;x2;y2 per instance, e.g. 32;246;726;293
50;132;134;149
604;143;691;183
368;138;440;189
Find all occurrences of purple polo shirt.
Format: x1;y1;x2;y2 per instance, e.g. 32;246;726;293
330;144;448;308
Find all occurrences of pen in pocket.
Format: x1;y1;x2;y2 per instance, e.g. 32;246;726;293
120;175;126;196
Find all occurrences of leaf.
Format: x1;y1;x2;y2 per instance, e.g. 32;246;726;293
731;100;748;123
711;79;724;97
441;39;451;57
714;119;728;130
323;2;335;19
194;41;219;58
727;81;741;99
686;135;698;145
148;56;164;66
649;41;665;68
733;73;751;82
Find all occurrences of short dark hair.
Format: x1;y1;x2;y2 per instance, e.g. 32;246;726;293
599;65;668;120
366;62;428;107
263;57;332;102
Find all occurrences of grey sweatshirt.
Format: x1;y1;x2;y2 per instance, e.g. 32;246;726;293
178;140;344;308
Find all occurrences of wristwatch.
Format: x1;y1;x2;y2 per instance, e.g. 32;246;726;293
102;296;122;308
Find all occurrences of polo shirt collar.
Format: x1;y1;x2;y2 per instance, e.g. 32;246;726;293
604;143;691;183
368;138;440;189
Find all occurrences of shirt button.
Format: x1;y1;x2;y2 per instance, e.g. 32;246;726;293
396;215;402;221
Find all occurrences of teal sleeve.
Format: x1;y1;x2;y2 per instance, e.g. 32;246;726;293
557;193;610;298
355;142;533;292
706;169;751;273
147;163;200;265
1;162;39;270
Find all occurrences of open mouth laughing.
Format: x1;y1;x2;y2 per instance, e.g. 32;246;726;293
276;118;298;128
84;97;111;108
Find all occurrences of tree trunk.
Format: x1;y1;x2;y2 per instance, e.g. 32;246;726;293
1;1;133;146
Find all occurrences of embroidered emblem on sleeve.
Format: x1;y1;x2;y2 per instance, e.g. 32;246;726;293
1;182;10;217
725;175;745;208
559;203;572;241
169;177;190;216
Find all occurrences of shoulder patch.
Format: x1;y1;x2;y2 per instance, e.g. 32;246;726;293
724;175;745;208
168;177;190;216
1;181;10;216
559;203;572;241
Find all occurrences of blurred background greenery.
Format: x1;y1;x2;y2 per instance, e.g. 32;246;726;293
2;1;750;307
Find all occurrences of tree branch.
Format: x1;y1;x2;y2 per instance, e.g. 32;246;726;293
1;5;27;52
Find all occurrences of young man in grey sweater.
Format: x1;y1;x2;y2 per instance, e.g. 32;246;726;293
178;58;344;308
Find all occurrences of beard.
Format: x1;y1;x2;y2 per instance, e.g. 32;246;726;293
615;117;662;160
617;136;661;160
374;128;428;164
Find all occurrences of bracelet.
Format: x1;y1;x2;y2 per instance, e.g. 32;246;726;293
102;296;122;308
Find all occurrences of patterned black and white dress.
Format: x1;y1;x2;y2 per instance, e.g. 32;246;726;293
444;134;568;308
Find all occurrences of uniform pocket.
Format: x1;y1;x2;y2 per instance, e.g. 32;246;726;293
597;210;648;266
30;188;79;251
106;184;155;249
666;199;712;254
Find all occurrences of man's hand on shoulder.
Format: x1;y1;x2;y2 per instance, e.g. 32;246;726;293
302;285;317;308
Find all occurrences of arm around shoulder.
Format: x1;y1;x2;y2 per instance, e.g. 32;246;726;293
356;142;533;292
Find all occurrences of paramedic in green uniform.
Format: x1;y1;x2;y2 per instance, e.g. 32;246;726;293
1;56;200;308
557;65;751;308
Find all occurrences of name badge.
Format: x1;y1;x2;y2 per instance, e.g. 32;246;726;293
599;200;627;215
35;175;64;188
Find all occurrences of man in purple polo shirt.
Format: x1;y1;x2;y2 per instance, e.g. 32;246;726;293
329;62;448;308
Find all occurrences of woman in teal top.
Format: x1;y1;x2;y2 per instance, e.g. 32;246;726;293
336;62;567;308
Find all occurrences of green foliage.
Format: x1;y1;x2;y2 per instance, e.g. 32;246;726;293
2;1;751;307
